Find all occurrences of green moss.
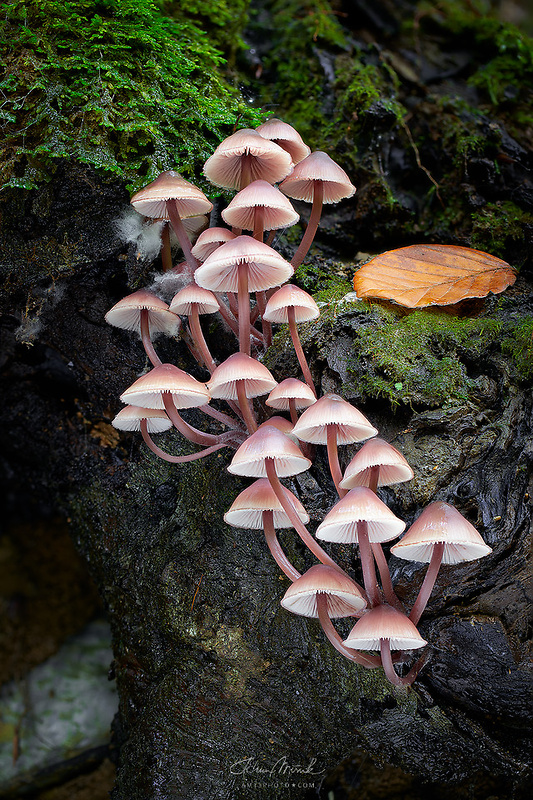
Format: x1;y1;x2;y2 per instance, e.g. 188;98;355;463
415;0;533;135
343;304;532;406
251;0;348;148
0;0;262;191
471;201;533;257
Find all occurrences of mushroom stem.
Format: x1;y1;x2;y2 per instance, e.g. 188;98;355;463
140;309;162;368
316;594;379;668
409;542;445;626
263;510;301;582
240;153;253;190
188;307;217;373
287;307;316;396
368;465;404;611
291;182;324;270
216;296;264;345
288;398;298;426
371;542;404;612
140;421;227;462
237;263;251;355
165;200;199;275
236;380;258;434
160;222;173;272
199;404;244;431
256;290;272;348
326;425;346;498
265;459;364;590
162;392;222;447
252;206;265;243
357;520;381;607
380;639;424;687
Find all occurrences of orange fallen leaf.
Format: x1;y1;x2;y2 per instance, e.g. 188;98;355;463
353;244;517;308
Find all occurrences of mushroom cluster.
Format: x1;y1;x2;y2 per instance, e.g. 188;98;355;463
105;121;492;687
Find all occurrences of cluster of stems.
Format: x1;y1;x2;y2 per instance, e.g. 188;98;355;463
107;122;491;687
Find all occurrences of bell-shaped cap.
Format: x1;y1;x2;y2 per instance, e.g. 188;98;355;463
203;129;293;189
195;235;293;293
266;378;316;411
112;405;172;434
191;227;237;262
258;416;296;440
292;394;378;445
208;352;277;400
222;181;299;231
256;118;311;164
130;171;213;219
316;487;405;544
224;478;309;529
120;363;210;410
263;284;320;324
279;151;356;204
228;424;311;478
169;284;219;316
281;564;367;618
390;502;492;565
105;289;179;335
343;605;427;651
340;438;414;490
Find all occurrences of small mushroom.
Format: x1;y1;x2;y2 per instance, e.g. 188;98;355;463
279;151;355;269
390;502;492;625
263;284;320;395
343;605;427;686
266;377;316;425
203;128;293;190
208;352;277;433
316;486;405;607
195;235;293;355
255;118;311;164
292;394;377;496
224;478;308;582
281;565;378;668
169;284;219;374
105;289;179;367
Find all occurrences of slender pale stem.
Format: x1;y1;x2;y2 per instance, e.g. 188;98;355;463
240;153;253;190
140;421;226;462
287;307;316;396
265;459;365;592
162;393;221;447
326;425;346;498
236;380;257;434
256;290;272;348
357;520;381;607
166;200;199;275
371;542;404;612
367;465;404;611
160;222;173;272
316;594;379;668
199;404;244;431
140;309;162;368
291;182;324;269
409;542;445;626
252;207;265;242
380;639;426;687
237;263;251;355
263;510;301;582
188;307;216;373
288;398;298;426
216;296;264;345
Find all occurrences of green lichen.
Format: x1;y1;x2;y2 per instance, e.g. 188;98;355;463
0;0;262;191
